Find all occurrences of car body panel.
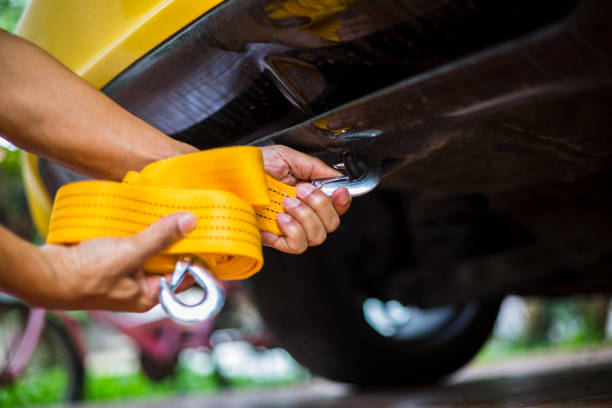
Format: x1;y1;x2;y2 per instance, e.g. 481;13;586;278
20;152;51;237
17;0;612;304
101;0;612;192
16;0;221;88
16;0;223;234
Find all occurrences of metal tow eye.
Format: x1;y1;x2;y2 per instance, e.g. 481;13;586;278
159;256;225;324
312;155;382;197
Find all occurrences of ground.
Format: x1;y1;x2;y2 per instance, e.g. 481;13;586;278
72;347;612;407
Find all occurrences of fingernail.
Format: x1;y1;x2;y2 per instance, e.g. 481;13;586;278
296;183;316;199
277;213;292;223
338;188;350;205
283;197;301;209
178;213;197;236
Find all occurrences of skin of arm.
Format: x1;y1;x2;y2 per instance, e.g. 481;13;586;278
0;29;351;311
0;29;195;180
0;213;197;311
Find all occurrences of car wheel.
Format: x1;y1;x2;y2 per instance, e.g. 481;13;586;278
250;191;501;385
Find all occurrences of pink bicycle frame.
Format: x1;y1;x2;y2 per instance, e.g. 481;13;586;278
0;307;45;383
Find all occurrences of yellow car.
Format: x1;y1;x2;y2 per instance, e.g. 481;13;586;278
19;0;612;386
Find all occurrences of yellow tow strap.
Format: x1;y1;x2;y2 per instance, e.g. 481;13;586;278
46;146;297;280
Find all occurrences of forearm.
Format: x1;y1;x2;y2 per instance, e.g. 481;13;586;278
0;226;49;306
0;29;196;180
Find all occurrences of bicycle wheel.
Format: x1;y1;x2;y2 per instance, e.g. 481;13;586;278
0;301;84;407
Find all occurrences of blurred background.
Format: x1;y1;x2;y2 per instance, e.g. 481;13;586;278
2;1;612;406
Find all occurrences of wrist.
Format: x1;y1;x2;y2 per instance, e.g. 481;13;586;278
113;137;198;179
138;135;197;162
0;242;53;307
19;245;73;308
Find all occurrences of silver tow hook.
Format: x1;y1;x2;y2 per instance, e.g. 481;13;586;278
159;256;225;324
312;155;381;197
159;155;381;323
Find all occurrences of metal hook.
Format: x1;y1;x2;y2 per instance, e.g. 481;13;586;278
312;157;381;197
159;256;225;324
158;155;381;322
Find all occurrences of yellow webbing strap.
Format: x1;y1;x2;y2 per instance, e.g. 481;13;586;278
46;146;297;280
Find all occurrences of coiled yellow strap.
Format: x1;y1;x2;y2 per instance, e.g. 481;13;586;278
46;146;297;279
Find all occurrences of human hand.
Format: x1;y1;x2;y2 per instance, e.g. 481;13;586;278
259;145;352;254
30;212;198;312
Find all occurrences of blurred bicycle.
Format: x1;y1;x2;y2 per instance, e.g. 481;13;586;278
0;283;272;406
0;295;84;406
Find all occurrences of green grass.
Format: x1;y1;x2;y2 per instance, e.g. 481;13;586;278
84;369;219;402
1;366;224;407
0;353;309;408
0;367;218;407
0;368;70;407
83;362;305;403
0;0;28;32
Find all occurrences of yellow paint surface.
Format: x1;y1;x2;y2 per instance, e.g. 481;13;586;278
16;0;222;89
15;1;222;236
21;152;52;237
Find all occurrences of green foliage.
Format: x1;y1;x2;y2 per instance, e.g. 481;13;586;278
0;368;69;407
0;148;35;239
0;148;34;239
476;296;611;364
0;0;35;241
0;148;20;175
0;0;28;32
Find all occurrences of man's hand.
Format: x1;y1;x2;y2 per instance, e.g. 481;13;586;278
260;145;352;254
21;145;349;312
27;213;198;312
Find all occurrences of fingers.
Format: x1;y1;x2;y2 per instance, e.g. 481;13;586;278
260;145;353;255
127;212;197;264
331;187;351;216
114;272;169;313
118;213;198;312
44;212;198;312
115;270;158;313
261;228;305;254
265;184;338;253
260;145;342;184
295;183;340;233
264;182;352;255
106;269;194;313
137;271;161;309
261;207;312;254
283;198;326;247
283;147;341;180
268;213;308;254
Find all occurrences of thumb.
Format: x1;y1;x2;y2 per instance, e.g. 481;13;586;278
127;212;197;264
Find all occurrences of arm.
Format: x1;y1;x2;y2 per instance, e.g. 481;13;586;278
0;213;197;311
0;29;196;180
0;28;351;311
0;28;352;253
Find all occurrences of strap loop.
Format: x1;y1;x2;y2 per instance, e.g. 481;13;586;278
46;146;296;280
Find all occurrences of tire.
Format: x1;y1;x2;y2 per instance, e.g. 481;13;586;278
0;301;84;406
139;351;178;382
250;191;501;386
